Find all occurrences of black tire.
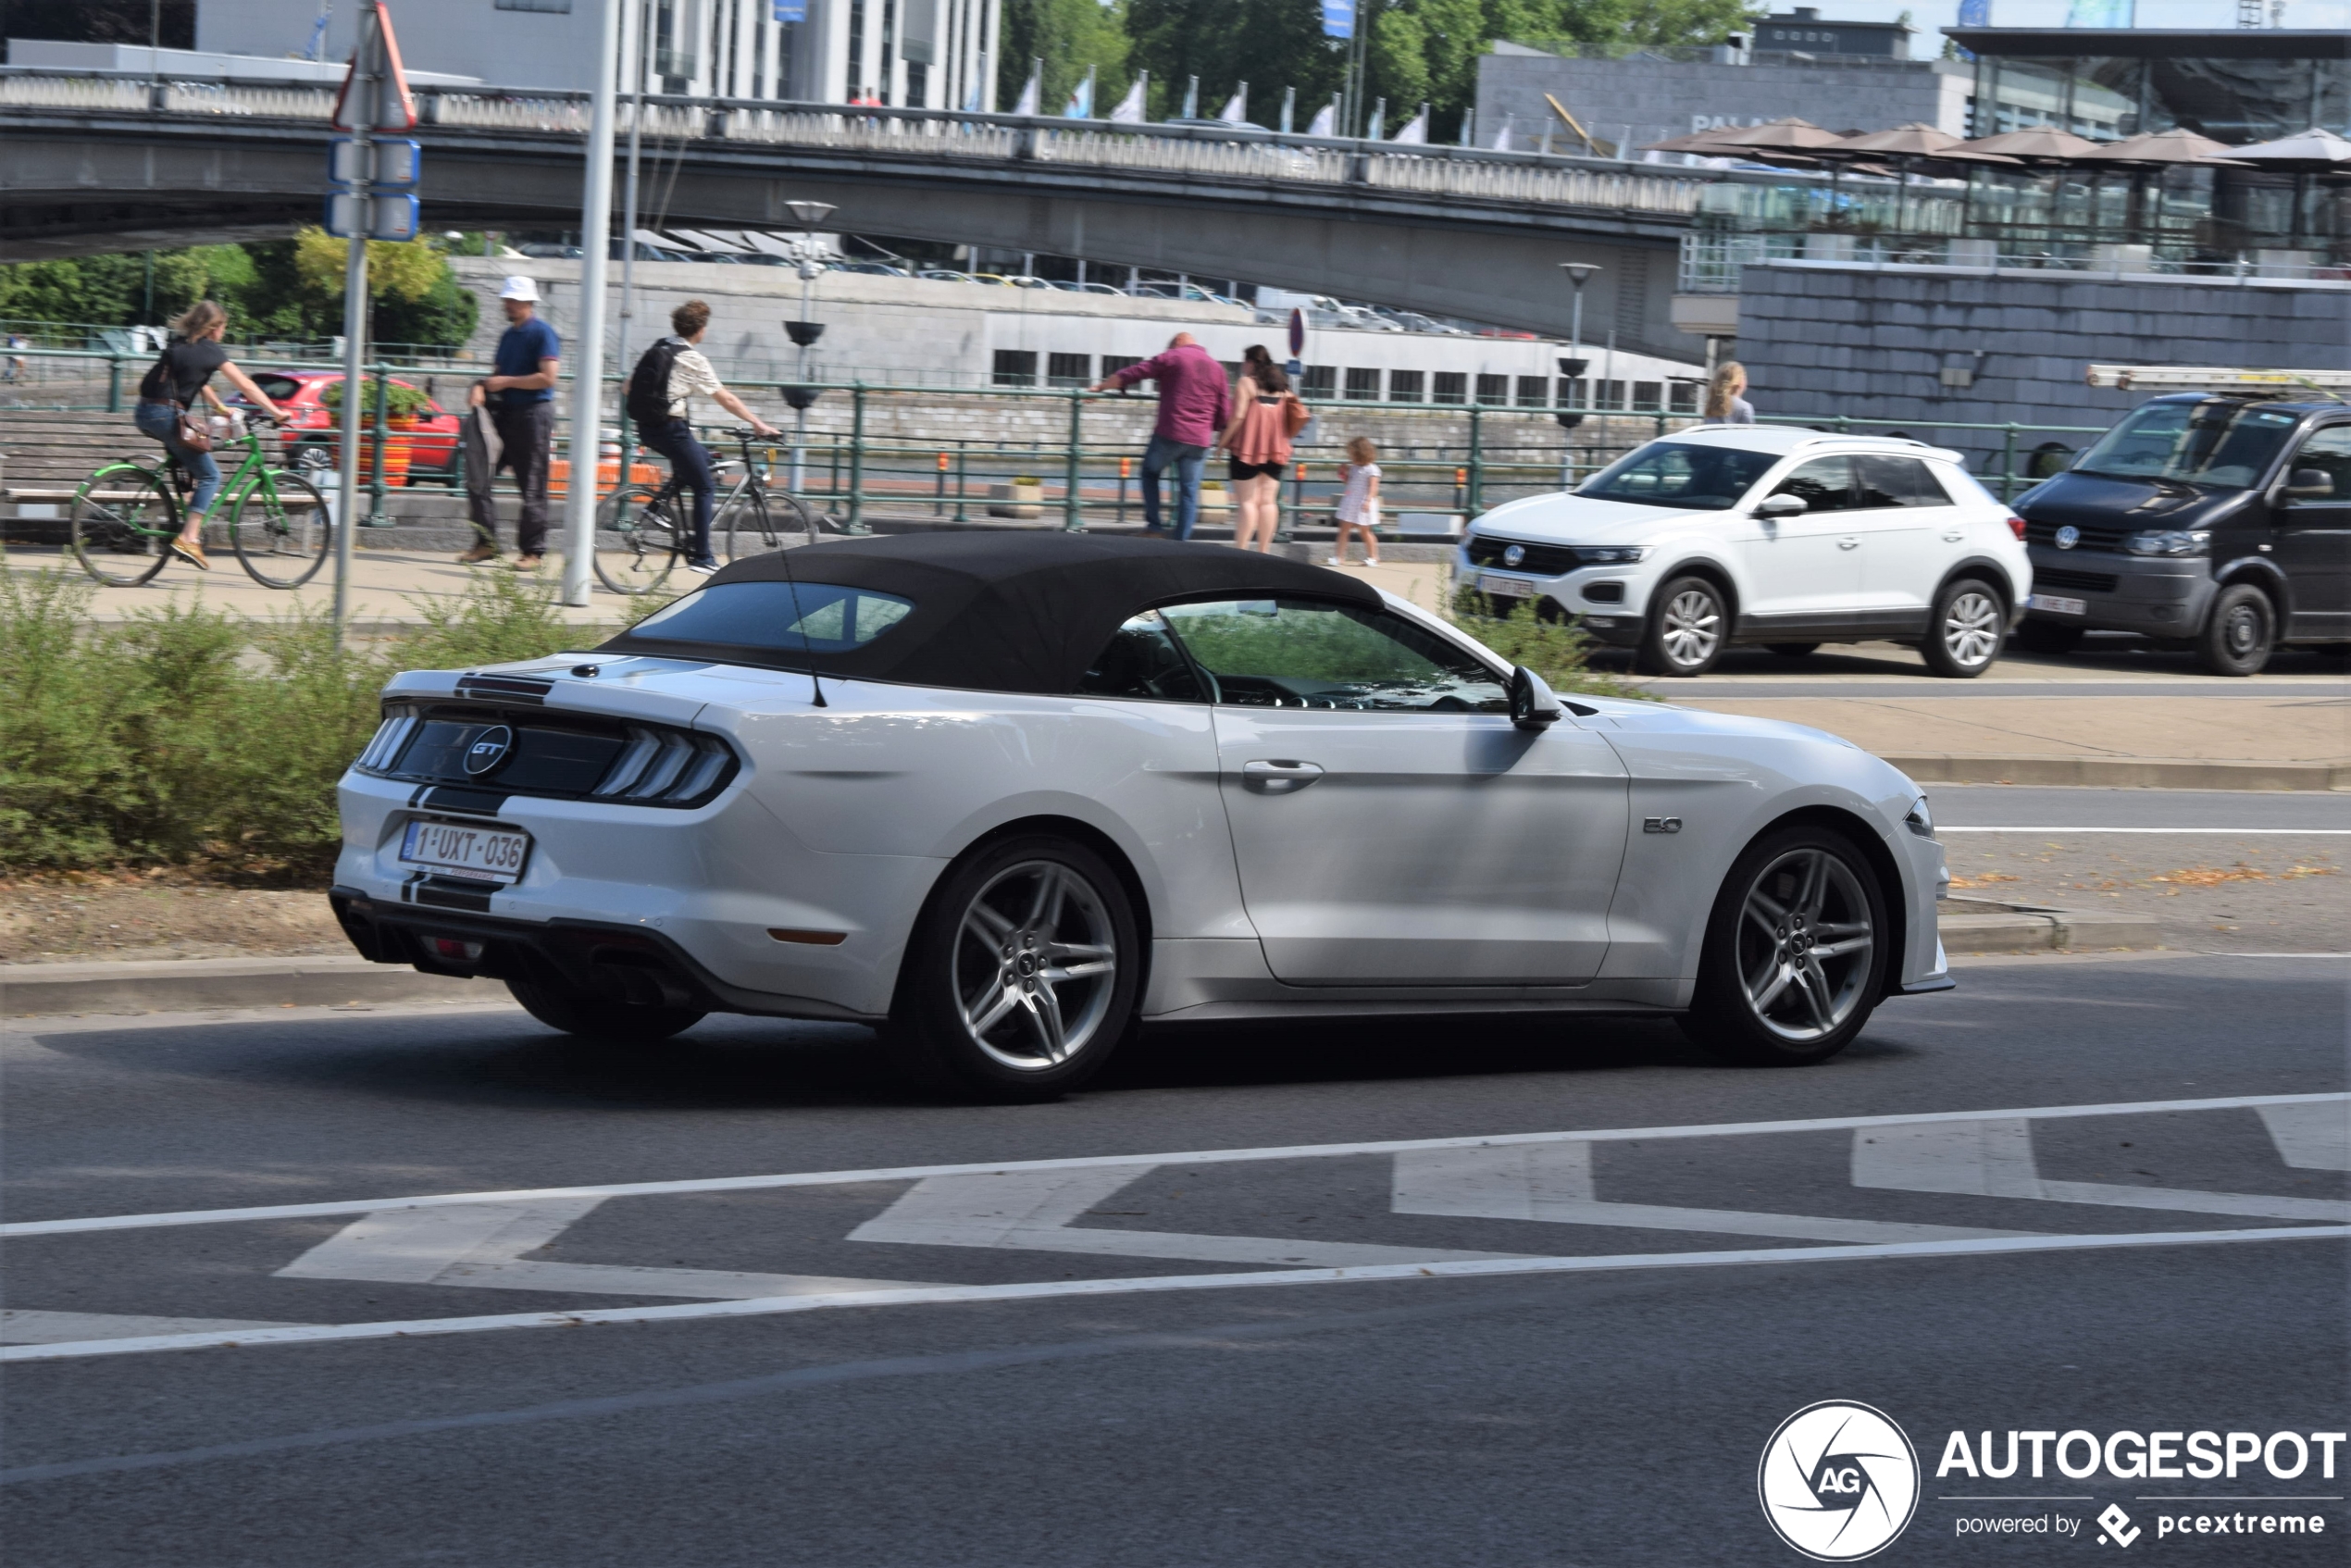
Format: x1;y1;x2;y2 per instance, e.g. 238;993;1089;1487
2196;582;2275;677
593;482;681;595
1765;642;1820;658
1636;575;1728;677
69;463;176;586
1676;823;1890;1067
2013;618;2084;655
504;974;704;1044
880;833;1141;1101
229;471;331;588
1920;577;2005;678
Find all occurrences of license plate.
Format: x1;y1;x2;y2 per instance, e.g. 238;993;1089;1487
2028;593;2087;616
1479;572;1535;598
399;819;530;885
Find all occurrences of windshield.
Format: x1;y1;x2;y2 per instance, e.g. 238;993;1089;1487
1575;442;1781;510
626;580;914;654
2073;399;2302;492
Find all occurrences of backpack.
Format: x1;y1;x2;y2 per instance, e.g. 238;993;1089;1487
625;337;686;428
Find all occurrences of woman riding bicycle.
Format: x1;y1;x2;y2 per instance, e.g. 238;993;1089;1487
132;301;289;570
625;299;779;576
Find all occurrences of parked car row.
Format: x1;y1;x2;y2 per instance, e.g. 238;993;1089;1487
1461;392;2350;678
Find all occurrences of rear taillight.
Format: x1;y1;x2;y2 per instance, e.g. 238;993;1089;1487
591;727;735;803
2006;516;2026;541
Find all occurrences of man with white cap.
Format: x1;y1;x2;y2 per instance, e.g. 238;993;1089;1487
460;275;561;569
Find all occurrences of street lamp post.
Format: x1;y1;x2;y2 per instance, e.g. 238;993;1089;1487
1555;262;1601;485
781;200;836;504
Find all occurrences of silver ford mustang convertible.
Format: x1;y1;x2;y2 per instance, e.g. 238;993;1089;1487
331;533;1951;1099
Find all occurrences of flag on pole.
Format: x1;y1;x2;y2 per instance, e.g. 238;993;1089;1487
1107;72;1148;123
1365;98;1384;140
964;54;987;112
1064;66;1095;118
1490;115;1513;152
1012;61;1040;117
1390;105;1427;144
1305;96;1337;137
772;0;805;20
1217;83;1247;123
1320;0;1354;40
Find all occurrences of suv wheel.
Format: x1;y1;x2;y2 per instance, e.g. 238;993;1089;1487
1921;578;2004;678
2196;582;2275;677
1637;576;1727;677
881;834;1140;1101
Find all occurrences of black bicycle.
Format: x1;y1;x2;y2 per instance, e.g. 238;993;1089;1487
593;428;827;595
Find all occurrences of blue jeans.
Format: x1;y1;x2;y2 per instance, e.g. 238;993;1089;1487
134;400;221;516
1139;434;1208;541
640;418;715;563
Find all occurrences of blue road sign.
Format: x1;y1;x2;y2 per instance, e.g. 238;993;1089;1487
1321;0;1353;40
325;191;420;243
328;137;421;189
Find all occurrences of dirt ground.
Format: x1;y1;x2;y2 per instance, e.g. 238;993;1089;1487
1941;836;2347;952
0;874;347;964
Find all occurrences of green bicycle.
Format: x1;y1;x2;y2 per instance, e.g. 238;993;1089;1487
70;411;331;589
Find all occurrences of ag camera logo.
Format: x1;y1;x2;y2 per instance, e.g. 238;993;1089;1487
1760;1400;1921;1561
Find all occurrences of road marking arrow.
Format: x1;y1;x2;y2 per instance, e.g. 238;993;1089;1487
279;1197;926;1299
850;1167;1530;1266
1852;1120;2351;1222
1391;1142;2027;1242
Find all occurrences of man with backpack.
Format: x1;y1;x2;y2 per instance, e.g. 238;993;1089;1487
627;299;780;575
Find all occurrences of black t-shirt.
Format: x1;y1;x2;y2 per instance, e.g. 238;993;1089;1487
137;340;230;406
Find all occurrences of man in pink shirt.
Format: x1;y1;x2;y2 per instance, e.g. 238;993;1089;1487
1090;332;1231;540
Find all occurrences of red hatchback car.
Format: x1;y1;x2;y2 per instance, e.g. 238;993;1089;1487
237;370;464;486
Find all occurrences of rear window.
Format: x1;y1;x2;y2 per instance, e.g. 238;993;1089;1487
626;580;914;653
251;375;304;401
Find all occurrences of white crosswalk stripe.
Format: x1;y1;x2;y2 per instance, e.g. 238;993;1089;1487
1851;1120;2351;1222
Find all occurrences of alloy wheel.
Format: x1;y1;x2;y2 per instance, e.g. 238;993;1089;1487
949;859;1120;1071
1940;590;2002;669
1734;847;1875;1042
1660;587;1721;668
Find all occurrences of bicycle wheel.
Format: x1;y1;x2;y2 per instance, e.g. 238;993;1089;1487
69;464;176;586
594;483;682;595
721;487;819;563
229;471;331;588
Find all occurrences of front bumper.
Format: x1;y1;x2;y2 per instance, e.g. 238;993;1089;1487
1457;552;1649;644
2023;547;2213;635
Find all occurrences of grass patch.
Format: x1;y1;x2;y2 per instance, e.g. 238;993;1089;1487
0;569;641;883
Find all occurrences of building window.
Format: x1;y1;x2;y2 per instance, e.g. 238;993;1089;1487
1430;372;1466;405
906;60;927;106
495;0;573;11
1343;367;1381;401
1515;376;1549;407
1302;365;1336;398
992;350;1038;387
848;0;865;99
880;0;897;105
1596;380;1626;410
1474;374;1509;406
1669;380;1698;414
1388;369;1424;403
1100;355;1141;379
1633;380;1662;412
1047;353;1090;387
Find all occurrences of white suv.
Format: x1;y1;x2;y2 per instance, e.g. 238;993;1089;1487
1460;428;2034;677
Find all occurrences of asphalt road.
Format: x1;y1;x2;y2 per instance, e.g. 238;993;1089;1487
4;951;2344;1567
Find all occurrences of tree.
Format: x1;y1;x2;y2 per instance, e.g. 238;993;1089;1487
1126;0;1342;123
0;0;194;48
999;0;1134;114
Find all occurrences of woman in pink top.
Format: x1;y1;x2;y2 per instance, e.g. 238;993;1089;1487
1218;345;1305;553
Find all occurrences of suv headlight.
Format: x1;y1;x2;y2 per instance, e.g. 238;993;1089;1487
1904;795;1934;839
2121;528;2209;556
1574;545;1650;565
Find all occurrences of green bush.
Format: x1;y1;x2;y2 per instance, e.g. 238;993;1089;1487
1443;583;1653;702
0;569;632;881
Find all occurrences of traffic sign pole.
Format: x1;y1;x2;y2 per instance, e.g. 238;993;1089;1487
559;0;625;608
333;138;371;648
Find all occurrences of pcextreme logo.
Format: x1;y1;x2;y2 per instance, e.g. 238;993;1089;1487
1760;1400;1922;1562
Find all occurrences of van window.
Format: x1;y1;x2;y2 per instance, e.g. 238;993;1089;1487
2074;399;2301;492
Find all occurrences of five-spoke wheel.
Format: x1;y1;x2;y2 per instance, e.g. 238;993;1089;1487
1681;825;1888;1065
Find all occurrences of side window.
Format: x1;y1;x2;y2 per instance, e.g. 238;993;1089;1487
1772;456;1855;513
1855;454;1953;508
1075;613;1205;703
2289;426;2351;502
1159;599;1508;713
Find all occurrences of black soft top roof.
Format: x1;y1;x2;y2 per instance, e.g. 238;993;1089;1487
598;531;1382;694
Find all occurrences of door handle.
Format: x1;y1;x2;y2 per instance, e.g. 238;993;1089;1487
1242;758;1325;794
1837;536;1860;550
1942;530;1965;542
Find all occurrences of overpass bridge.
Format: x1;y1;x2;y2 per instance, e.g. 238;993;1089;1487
0;67;1724;358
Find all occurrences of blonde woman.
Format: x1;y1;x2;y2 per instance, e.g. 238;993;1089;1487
1702;361;1755;426
1219;345;1303;553
132;301;289;569
1330;435;1382;566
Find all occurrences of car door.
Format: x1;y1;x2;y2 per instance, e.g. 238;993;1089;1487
1844;454;1966;621
1741;456;1863;623
1159;597;1630;986
2272;423;2351;634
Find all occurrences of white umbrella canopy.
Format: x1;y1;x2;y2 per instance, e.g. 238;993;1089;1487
2224;127;2351;172
2076;128;2248;166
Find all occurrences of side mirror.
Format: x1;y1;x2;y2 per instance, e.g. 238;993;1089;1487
2284;467;2335;500
1510;665;1564;731
1754;492;1808;518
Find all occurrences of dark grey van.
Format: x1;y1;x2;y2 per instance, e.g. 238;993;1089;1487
2014;394;2351;675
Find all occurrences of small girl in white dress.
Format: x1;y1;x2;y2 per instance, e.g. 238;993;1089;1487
1330;436;1382;566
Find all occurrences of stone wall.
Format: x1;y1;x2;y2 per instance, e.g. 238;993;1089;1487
1475;47;1972;152
1732;259;2351;473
